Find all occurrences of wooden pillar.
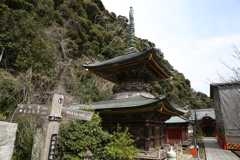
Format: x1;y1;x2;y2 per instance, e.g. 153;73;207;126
109;123;113;134
160;124;165;146
42;94;64;160
153;126;157;148
144;122;150;151
181;124;184;142
165;124;168;143
154;125;161;148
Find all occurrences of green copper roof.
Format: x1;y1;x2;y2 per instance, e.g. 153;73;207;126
84;48;173;76
68;96;185;116
68;96;158;110
90;96;159;110
165;116;189;123
85;50;148;68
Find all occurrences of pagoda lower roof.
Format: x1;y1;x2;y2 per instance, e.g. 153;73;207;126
83;48;173;83
69;96;186;116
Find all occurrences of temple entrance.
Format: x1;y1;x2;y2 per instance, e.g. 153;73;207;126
203;126;214;137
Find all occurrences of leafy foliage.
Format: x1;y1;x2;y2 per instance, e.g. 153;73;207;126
152;72;212;109
0;69;25;115
104;126;139;160
195;112;203;140
58;113;139;159
0;113;6;121
58;113;111;160
0;0;212;110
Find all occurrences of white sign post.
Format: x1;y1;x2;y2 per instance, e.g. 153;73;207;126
17;93;93;160
42;94;63;160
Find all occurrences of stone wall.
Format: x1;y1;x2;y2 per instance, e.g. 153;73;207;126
0;121;18;160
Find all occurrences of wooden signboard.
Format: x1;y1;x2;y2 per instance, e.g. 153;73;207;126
17;104;49;115
62;107;93;121
17;94;94;160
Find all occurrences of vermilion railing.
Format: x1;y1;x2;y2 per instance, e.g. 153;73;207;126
218;132;240;150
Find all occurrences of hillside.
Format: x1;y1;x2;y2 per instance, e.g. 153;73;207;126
0;0;213;158
0;0;212;119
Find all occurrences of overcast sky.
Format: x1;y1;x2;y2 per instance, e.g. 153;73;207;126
101;0;240;96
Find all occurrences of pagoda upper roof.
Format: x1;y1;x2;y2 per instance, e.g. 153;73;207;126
69;96;186;116
83;48;173;83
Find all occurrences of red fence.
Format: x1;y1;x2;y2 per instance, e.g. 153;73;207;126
218;133;240;150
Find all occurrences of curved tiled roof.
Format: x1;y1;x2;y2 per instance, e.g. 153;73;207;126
189;109;215;121
83;48;173;83
68;96;186;116
165;116;189;123
84;49;171;74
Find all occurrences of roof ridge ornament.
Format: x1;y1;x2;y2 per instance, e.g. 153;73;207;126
125;7;139;54
129;6;135;48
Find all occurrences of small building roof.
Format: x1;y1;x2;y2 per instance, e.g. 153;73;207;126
165;116;189;123
189;109;215;121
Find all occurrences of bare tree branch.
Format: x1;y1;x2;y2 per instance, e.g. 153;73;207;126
218;45;240;83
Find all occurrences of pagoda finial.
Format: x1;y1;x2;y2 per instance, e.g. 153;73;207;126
129;7;135;48
125;7;138;54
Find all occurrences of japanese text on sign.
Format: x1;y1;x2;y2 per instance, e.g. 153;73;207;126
61;107;93;121
48;134;57;160
17;104;50;115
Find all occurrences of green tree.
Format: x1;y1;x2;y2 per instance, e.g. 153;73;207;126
195;112;203;140
0;69;26;116
104;126;139;160
58;112;139;160
0;113;6;121
58;112;111;160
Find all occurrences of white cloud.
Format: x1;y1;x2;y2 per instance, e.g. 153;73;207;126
193;34;240;56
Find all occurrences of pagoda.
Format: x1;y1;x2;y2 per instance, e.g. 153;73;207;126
82;7;186;151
